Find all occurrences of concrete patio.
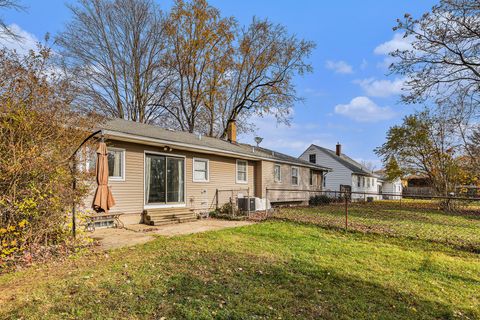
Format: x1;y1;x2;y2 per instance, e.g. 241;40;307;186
91;219;254;250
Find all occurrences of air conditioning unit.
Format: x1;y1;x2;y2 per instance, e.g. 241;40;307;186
254;197;271;211
237;197;271;211
237;197;256;211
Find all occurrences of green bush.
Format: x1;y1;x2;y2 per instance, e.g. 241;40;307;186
309;195;332;206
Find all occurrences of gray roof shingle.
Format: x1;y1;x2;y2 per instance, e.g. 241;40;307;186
310;144;377;176
99;119;330;171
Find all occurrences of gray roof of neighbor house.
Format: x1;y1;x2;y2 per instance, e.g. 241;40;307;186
98;119;331;171
309;144;377;176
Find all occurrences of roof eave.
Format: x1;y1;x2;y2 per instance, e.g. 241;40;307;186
102;129;331;171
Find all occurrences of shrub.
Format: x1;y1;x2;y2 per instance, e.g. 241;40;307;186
309;195;332;206
0;47;100;270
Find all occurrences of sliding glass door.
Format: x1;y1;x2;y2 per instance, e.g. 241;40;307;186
145;154;185;205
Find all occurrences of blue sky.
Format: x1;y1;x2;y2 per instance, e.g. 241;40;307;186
2;0;437;167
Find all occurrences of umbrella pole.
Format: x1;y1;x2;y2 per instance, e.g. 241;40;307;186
71;160;77;239
72;176;76;239
68;129;102;239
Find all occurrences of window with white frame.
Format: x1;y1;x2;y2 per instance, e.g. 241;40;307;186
107;148;124;180
309;170;313;186
274;164;281;182
309;154;316;164
193;158;209;182
357;175;360;187
291;167;299;185
236;160;248;183
367;177;370;188
362;176;365;187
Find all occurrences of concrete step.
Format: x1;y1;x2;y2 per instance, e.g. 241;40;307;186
148;214;196;222
149;217;197;226
143;207;197;226
147;211;195;218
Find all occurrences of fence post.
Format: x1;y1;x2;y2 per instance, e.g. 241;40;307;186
247;187;250;217
265;188;268;218
345;192;348;231
231;190;234;217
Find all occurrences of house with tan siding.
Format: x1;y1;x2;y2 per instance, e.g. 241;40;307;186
82;119;330;225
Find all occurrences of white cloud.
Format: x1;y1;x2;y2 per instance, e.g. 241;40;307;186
325;60;353;74
0;24;39;55
374;33;413;55
334;96;397;122
238;114;333;156
354;77;404;97
374;33;415;69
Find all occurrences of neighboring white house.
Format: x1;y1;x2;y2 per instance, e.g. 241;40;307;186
299;143;382;199
375;170;403;200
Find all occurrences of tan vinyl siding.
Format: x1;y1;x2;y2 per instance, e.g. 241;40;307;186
259;161;323;203
82;140;255;216
81;139;325;216
81;141;146;215
186;152;255;213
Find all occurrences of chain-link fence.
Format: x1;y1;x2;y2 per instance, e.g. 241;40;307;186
212;188;253;219
266;189;480;253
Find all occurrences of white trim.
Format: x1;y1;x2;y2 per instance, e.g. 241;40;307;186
143;150;187;208
103;130;331;171
144;203;186;209
274;164;282;183
236;159;248;184
291;166;299;186
192;157;210;183
107;147;126;182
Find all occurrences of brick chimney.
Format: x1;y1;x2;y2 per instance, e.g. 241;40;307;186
227;119;237;143
336;142;342;156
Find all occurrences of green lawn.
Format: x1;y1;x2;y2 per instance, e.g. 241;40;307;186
273;201;480;253
0;208;479;319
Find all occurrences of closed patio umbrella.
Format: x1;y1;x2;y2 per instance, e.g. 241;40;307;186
92;141;115;212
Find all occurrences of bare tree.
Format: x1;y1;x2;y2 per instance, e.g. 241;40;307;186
162;0;235;133
58;0;315;137
360;160;376;172
0;0;24;40
151;1;314;137
220;18;315;138
391;0;480;108
57;0;170;123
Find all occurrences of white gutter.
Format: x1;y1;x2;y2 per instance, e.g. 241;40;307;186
102;129;331;171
